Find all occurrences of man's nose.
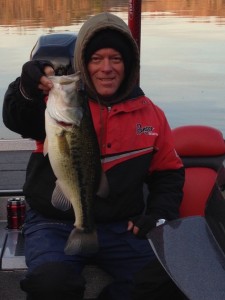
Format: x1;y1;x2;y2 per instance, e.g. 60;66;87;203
101;58;112;72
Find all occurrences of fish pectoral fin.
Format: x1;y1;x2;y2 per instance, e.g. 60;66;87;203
51;182;72;211
96;170;110;198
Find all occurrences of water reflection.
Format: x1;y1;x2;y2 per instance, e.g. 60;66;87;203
1;0;225;28
0;0;225;139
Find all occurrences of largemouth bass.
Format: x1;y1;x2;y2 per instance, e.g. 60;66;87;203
45;72;103;255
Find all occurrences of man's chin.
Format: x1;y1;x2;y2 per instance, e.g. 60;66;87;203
97;90;115;99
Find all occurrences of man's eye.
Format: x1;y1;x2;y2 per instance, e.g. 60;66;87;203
91;57;101;63
112;56;122;63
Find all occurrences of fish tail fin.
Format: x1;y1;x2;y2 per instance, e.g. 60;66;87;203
64;228;99;255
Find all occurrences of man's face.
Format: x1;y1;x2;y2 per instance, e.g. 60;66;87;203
87;48;125;99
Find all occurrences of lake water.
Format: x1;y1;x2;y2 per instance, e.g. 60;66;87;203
0;0;225;139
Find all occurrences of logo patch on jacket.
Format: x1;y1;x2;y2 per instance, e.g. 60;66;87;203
136;123;157;135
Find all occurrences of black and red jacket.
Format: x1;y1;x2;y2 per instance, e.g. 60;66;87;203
3;78;184;223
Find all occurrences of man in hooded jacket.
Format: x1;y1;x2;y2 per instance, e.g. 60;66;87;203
2;12;186;300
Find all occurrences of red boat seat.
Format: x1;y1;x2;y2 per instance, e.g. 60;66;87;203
172;125;225;217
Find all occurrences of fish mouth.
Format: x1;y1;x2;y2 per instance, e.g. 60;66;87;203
56;120;73;127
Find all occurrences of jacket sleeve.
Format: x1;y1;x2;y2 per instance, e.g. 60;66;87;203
145;108;185;220
2;77;46;140
145;167;185;221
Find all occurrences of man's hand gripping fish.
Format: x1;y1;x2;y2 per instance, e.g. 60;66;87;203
44;72;107;255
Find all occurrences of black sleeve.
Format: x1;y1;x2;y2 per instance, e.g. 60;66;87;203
145;167;185;220
2;77;46;140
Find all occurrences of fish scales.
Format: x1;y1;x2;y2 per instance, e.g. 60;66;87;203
69;105;101;231
45;73;101;255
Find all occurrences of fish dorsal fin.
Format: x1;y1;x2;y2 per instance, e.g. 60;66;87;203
51;181;71;211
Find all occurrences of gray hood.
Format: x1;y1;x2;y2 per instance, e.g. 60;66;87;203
74;12;140;104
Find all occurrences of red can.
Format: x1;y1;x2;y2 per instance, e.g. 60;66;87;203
7;198;26;229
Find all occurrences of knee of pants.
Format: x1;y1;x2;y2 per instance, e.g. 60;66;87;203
20;262;85;296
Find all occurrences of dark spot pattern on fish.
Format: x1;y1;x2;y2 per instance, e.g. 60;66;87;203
63;100;101;254
69;99;102;232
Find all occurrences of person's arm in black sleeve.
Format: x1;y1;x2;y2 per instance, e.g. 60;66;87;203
2;60;54;140
3;77;46;140
127;110;185;238
145;167;185;220
128;167;185;238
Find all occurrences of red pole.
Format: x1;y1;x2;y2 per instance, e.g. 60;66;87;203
128;0;142;53
128;0;142;84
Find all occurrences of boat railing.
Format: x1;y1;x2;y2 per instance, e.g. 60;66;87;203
0;190;24;196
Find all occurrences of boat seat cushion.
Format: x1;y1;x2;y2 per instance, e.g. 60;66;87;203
172;125;225;157
172;125;225;217
179;167;217;217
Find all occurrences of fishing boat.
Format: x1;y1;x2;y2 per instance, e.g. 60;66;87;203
1;1;225;299
2;123;225;300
